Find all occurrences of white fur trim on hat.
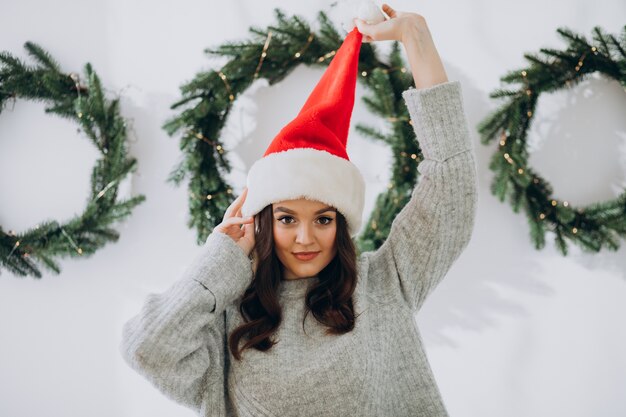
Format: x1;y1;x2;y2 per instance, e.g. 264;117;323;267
241;148;365;237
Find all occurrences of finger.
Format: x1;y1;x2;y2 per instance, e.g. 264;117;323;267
243;221;254;237
226;216;254;225
235;208;246;229
217;217;254;234
382;4;397;18
354;18;395;42
216;217;253;235
354;18;373;38
244;222;256;244
224;187;248;219
224;197;241;219
221;224;244;235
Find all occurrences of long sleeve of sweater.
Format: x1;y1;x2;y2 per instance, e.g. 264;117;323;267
119;79;478;417
119;231;253;415
363;80;478;312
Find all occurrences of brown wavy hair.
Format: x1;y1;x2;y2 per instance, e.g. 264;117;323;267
228;203;360;361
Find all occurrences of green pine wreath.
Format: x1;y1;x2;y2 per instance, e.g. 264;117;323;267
0;42;146;278
478;26;626;256
164;8;425;253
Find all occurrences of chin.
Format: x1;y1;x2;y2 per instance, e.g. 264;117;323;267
287;263;324;278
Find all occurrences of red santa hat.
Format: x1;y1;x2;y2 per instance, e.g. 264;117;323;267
241;27;365;237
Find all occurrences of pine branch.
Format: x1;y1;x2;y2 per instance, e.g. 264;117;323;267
24;41;61;72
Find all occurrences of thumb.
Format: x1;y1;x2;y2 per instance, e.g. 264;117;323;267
353;18;375;42
353;18;369;34
243;220;254;235
243;220;255;244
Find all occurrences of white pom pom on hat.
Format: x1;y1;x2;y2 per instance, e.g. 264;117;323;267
339;0;386;33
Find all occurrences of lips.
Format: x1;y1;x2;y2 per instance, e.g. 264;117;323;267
293;252;320;261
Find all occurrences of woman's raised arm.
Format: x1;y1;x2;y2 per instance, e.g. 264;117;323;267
356;5;478;311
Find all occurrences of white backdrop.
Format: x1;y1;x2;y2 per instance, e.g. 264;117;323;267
1;1;625;416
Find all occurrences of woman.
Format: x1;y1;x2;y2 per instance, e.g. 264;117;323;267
120;4;478;416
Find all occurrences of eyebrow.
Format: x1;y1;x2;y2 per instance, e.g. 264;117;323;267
273;206;336;215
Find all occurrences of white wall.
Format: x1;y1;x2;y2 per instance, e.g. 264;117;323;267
1;1;625;416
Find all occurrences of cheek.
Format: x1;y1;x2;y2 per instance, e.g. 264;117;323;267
272;224;289;250
322;227;337;249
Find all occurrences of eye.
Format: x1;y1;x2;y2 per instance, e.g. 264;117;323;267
276;216;334;225
317;216;334;225
277;216;295;225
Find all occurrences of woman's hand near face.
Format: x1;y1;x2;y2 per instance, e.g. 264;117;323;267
353;3;448;89
214;187;256;257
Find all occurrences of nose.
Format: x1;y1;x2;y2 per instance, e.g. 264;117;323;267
295;223;314;245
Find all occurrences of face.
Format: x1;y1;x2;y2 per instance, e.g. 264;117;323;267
272;198;338;281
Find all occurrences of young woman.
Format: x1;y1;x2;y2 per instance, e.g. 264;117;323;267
120;4;478;416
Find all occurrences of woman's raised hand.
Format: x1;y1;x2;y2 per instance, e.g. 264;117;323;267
353;3;425;43
354;3;448;90
214;187;256;257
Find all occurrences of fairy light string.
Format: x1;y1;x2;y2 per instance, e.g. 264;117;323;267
253;30;273;79
1;42;145;276
169;9;510;250
293;33;315;60
218;70;235;102
190;31;415;206
478;27;625;255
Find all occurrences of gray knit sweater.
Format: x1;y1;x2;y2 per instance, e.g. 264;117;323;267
120;80;478;416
